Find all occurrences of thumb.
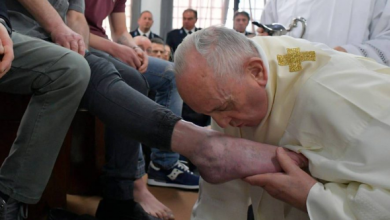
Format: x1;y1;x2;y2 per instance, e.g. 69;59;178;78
276;147;300;174
243;173;273;186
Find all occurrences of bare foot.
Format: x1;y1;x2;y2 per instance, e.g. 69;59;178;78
134;177;175;220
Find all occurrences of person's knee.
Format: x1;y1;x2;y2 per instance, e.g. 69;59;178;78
125;68;149;95
60;52;91;92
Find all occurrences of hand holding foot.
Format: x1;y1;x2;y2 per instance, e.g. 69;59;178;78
171;121;308;184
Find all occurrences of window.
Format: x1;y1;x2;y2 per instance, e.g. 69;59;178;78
102;0;133;39
173;0;268;33
172;0;230;29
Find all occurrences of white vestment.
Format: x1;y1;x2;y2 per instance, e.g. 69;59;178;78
261;0;390;66
192;36;390;220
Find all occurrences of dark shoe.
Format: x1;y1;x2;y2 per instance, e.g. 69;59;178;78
95;199;160;220
47;208;78;220
147;161;199;190
0;198;26;220
47;208;97;220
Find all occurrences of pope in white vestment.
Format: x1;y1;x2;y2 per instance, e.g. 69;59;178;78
260;0;390;66
173;27;390;220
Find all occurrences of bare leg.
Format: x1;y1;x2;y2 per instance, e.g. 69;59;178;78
133;177;175;220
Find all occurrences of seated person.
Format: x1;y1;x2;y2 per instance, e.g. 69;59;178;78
130;10;163;40
233;11;254;37
150;38;166;60
84;0;201;192
0;0;90;219
163;45;172;61
133;36;152;55
174;26;390;220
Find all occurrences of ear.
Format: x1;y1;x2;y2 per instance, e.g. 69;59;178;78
245;57;268;87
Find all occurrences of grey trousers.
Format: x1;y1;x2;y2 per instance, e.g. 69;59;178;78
0;33;90;204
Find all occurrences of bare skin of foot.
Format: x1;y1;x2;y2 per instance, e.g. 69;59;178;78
134;177;175;220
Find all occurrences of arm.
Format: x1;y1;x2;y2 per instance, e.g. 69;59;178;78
109;12;134;47
244;147;316;212
109;12;148;73
89;32;142;70
337;1;390;65
245;148;390;218
66;10;89;50
17;0;85;56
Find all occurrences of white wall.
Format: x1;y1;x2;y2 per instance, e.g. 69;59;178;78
140;0;162;35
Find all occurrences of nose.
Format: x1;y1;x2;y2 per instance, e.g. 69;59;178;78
211;113;231;128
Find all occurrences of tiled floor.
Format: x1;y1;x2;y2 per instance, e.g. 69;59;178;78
67;176;198;220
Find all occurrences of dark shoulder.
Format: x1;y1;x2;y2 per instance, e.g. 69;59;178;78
154;34;163;40
129;29;138;37
167;29;182;35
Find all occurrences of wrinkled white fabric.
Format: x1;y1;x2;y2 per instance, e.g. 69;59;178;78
192;36;390;220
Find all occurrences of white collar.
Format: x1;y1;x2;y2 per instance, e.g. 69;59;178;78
184;27;196;34
138;28;151;37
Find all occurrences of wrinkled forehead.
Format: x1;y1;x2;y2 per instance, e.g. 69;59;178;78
177;62;230;113
178;75;219;112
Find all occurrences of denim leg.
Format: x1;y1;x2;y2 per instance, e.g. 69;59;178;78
144;57;181;169
84;51;147;200
0;33;90;204
80;53;179;150
82;52;181;200
102;131;140;200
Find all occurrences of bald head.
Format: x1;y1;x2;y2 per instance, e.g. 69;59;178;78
174;26;259;79
133;36;152;55
174;26;269;128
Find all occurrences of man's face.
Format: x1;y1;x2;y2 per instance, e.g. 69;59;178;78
234;14;249;33
182;11;197;30
163;45;171;61
177;51;268;128
138;12;154;30
151;43;165;59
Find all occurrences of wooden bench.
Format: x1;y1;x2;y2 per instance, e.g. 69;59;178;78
0;93;106;219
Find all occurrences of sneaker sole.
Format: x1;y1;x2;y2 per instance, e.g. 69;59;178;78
147;179;199;190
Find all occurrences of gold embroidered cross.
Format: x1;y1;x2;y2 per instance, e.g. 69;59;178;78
277;48;316;72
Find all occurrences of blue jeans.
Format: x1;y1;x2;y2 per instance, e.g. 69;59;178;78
85;50;181;200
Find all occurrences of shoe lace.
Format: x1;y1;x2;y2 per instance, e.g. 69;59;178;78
176;161;194;174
